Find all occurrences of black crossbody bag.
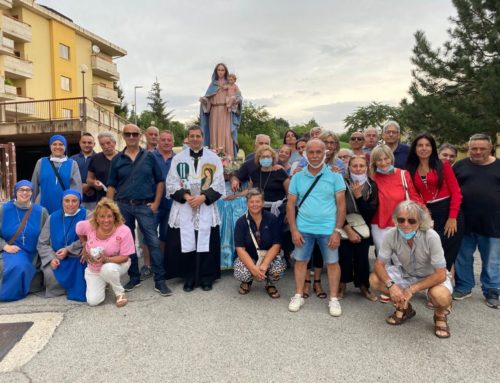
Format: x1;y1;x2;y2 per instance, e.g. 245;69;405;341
295;173;323;216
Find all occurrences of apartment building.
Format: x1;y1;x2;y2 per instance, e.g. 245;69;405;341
0;0;129;184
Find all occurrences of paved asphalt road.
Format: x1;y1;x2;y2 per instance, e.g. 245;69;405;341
0;258;498;383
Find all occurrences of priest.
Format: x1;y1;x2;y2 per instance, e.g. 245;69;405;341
165;125;225;291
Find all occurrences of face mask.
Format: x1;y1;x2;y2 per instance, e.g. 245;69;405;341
259;158;273;168
376;165;394;174
398;228;417;240
350;173;367;185
304;152;326;169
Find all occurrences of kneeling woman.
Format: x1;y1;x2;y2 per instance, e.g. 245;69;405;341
234;188;286;298
76;198;135;307
369;201;453;339
38;190;89;301
0;180;48;301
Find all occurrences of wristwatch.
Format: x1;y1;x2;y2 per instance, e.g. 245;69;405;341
385;280;395;289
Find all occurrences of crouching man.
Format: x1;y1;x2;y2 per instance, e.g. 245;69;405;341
369;201;452;338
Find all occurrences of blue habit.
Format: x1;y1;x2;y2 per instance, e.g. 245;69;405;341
49;208;87;302
39;157;73;214
0;202;43;301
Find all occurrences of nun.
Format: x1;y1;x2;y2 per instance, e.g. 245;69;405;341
38;189;88;302
31;134;82;214
0;180;48;301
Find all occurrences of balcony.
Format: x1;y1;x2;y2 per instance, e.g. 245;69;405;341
2;96;35;117
2;15;32;43
0;0;12;10
0;79;16;101
2;55;33;79
0;36;14;55
91;55;119;80
92;84;119;106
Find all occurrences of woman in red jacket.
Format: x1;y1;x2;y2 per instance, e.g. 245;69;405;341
406;133;464;272
370;145;424;252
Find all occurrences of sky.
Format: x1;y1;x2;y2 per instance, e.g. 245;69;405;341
39;0;457;132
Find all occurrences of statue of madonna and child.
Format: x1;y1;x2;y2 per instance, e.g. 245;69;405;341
199;63;242;159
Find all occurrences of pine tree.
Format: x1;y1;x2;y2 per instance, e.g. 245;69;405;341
114;82;129;118
401;0;500;144
146;79;173;130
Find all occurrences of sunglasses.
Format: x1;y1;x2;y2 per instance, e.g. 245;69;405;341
397;217;418;225
123;132;140;137
350;137;364;141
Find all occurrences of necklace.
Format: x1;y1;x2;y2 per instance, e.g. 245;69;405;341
259;170;272;193
15;207;27;246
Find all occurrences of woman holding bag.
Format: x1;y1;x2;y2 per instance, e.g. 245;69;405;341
233;188;286;298
338;156;378;301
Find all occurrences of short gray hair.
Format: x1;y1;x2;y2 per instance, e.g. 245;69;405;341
469;133;492;145
392;201;432;231
246;187;264;201
255;134;270;144
383;120;400;133
97;132;116;143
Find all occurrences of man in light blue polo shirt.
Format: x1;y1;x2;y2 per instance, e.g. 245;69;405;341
286;139;346;316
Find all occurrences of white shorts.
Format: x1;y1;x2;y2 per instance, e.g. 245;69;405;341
386;265;453;294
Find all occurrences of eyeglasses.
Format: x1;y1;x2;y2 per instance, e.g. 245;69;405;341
17;188;32;193
338;155;351;159
350;137;364;141
123;132;140;137
384;130;399;136
397;217;418;225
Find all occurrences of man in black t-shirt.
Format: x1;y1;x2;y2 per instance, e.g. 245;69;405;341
453;133;500;309
87;132;118;202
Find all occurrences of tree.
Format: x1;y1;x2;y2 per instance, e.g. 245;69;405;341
401;0;500;144
291;118;320;137
114;82;129;118
145;79;173;130
238;101;276;154
343;102;402;135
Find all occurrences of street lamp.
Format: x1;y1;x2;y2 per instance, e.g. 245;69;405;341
80;64;88;99
134;85;143;124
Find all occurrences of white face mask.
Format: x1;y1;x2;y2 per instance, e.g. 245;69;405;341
351;173;367;185
304;152;326;169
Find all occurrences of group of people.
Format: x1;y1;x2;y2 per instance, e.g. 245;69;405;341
0;114;498;340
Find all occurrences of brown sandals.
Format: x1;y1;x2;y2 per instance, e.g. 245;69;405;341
238;281;252;295
386;303;416;325
313;280;327;299
434;311;451;339
265;285;280;299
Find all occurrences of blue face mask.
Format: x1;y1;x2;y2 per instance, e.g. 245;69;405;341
376;165;394;174
259;158;273;168
398;228;417;240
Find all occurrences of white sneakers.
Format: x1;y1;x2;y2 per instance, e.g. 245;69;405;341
288;294;305;312
288;294;342;317
328;297;342;317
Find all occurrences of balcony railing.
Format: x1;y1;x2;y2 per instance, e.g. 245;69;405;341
2;15;32;43
92;84;120;106
2;54;33;79
0;0;13;10
91;55;119;80
0;35;14;54
0;97;130;131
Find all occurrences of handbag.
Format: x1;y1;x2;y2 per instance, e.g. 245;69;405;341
400;169;410;201
344;182;370;239
246;214;267;266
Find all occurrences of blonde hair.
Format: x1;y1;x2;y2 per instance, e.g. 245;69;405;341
228;73;237;81
254;144;277;166
370;145;395;175
89;198;125;229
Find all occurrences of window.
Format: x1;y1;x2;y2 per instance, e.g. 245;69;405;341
61;108;72;118
60;76;71;91
59;44;70;60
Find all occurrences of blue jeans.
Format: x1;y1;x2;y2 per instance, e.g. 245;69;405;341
454;232;500;297
292;232;339;264
118;202;166;283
